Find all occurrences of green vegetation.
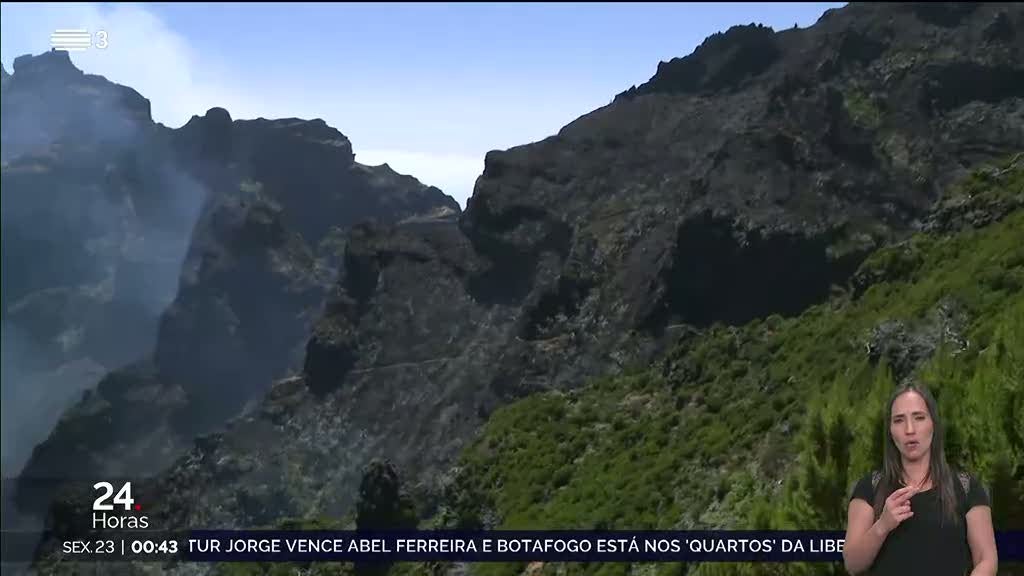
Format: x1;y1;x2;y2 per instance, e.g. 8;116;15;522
843;89;882;129
946;153;1024;204
437;159;1023;576
168;160;1023;576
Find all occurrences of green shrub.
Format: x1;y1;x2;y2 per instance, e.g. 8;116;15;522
441;160;1023;576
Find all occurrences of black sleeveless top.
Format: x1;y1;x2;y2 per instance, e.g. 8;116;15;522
849;471;991;576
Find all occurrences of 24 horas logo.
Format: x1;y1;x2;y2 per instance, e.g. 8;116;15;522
90;481;149;529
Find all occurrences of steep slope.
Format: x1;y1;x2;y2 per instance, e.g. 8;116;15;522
443;157;1023;576
6;54;458;516
76;0;1022;550
1;50;204;476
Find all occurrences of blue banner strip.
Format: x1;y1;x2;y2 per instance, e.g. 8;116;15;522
178;530;1024;563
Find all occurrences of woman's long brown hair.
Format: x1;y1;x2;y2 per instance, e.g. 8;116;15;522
873;384;960;525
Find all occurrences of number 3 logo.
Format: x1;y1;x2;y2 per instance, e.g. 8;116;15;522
96;30;108;49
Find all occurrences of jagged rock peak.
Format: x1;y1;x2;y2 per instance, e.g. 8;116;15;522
3;50;153;128
203;106;233;124
11;50;83;80
618;23;781;97
239;117;354;151
616;3;1024;100
181;107;233;130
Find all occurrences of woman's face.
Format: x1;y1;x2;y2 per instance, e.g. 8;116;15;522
890;390;934;462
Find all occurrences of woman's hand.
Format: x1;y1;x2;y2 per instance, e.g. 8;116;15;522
876;485;918;535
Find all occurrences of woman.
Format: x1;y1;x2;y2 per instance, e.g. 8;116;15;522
843;383;998;575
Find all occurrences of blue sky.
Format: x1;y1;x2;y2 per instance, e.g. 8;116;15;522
2;2;844;206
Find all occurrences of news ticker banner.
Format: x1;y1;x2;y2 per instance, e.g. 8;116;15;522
5;530;1024;563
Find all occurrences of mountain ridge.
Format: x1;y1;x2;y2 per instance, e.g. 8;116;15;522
48;0;1021;547
6;3;1024;575
3;50;458;515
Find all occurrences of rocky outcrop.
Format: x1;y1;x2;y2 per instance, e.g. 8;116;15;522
7;53;458;517
356;460;419;531
1;50;200;476
864;298;970;383
466;1;1022;336
1;51;153;162
101;5;1024;555
616;23;783;98
924;152;1024;232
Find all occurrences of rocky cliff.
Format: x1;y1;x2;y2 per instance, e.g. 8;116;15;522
15;3;1024;575
104;0;1023;545
1;50;202;476
4;52;458;517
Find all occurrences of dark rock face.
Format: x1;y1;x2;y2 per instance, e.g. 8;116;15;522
153;192;325;434
356;460;419;531
865;298;969;383
907;2;981;28
618;24;782;98
922;153;1024;234
642;212;866;331
15;362;185;489
6;53;458;517
1;50;199;477
3;51;152;159
354;460;418;576
128;3;1024;544
142;213;529;531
